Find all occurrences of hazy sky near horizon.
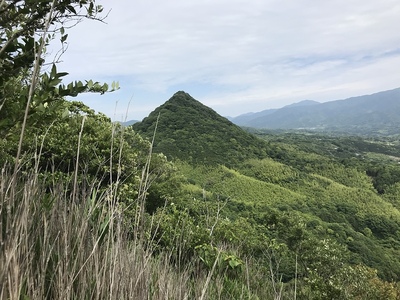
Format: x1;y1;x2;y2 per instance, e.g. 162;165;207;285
54;0;400;121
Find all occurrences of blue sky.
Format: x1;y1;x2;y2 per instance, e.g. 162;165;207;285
54;0;400;121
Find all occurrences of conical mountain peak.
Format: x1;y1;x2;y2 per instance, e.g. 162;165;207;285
164;91;198;107
133;91;268;165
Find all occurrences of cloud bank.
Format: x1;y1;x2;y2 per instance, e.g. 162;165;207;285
55;0;400;120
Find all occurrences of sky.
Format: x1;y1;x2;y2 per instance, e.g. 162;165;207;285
53;0;400;121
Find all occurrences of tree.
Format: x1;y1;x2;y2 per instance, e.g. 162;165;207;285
0;0;118;169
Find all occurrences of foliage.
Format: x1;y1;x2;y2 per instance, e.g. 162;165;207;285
0;0;118;142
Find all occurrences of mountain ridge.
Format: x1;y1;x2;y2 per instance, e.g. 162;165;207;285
232;88;400;134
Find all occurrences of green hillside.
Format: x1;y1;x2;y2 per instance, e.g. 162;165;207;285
134;91;400;285
133;91;269;165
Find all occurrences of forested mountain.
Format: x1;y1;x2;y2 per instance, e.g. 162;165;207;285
133;91;269;165
227;100;318;126
120;119;139;126
133;91;400;289
231;88;400;135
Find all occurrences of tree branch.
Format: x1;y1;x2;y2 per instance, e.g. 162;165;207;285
13;0;57;176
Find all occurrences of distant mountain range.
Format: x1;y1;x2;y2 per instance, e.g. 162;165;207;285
119;119;139;126
227;100;319;125
230;88;400;134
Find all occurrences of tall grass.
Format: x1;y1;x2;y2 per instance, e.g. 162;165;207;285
0;165;280;299
0;140;276;300
1;167;183;299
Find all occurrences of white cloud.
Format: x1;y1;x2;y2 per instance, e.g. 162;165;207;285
52;0;400;120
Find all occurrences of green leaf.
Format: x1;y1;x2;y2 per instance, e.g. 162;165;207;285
56;72;69;78
48;78;62;87
50;64;57;79
66;5;77;14
61;34;68;43
87;80;93;89
110;81;120;91
88;2;94;15
101;83;108;93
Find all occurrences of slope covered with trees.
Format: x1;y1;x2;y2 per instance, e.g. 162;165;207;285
133;92;400;294
133;91;269;165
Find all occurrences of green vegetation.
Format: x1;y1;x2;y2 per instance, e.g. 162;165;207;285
2;1;400;299
134;92;400;297
133;91;269;166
